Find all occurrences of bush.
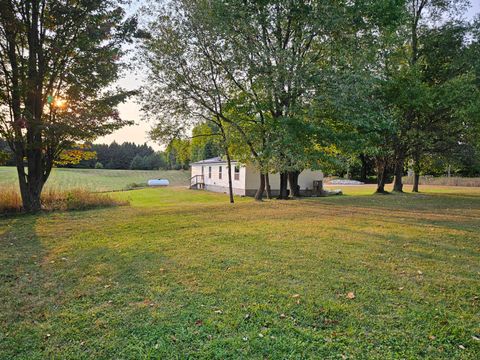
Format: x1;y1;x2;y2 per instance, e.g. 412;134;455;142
125;182;146;190
0;188;128;215
95;162;104;169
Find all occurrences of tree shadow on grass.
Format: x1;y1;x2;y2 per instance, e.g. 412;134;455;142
324;192;480;210
0;215;47;358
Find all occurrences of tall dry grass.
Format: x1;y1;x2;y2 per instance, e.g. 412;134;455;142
0;187;128;215
0;187;23;214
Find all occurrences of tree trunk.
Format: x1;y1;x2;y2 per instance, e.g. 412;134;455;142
288;171;300;197
412;172;420;193
255;173;265;201
360;154;367;182
23;181;44;212
265;173;272;199
16;162;45;213
225;151;234;203
375;157;388;194
393;152;404;192
411;153;421;193
218;118;234;203
278;172;289;199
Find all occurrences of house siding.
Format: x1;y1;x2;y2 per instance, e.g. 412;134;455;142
191;161;323;196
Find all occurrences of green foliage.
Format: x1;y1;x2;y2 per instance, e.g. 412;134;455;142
130;153;167;170
85;142;162;170
0;138;13;166
166;139;191;170
0;0;136;210
0;150;9;166
190;123;223;162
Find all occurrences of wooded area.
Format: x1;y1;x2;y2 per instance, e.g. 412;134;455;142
141;0;480;200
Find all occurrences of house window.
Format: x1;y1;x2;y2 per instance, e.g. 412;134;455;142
234;165;240;181
219;166;222;179
208;166;212;179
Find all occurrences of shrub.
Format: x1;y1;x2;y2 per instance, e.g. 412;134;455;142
125;182;146;190
0;188;128;215
95;162;104;169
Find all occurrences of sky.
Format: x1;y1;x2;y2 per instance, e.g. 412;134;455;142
96;1;480;151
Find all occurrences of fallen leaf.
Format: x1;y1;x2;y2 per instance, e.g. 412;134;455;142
214;309;222;314
279;313;286;319
472;335;480;341
292;294;300;298
346;292;355;300
417;270;423;275
258;333;264;338
428;335;436;340
194;320;203;326
459;345;465;350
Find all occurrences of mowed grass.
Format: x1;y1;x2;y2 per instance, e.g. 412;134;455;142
1;185;479;359
0;166;190;192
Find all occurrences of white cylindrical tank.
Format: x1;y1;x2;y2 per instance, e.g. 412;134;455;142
148;179;169;186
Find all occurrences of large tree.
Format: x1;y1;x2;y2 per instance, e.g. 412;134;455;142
383;0;472;192
142;0;354;200
0;0;135;211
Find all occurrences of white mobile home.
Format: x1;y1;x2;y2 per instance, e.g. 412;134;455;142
190;157;323;196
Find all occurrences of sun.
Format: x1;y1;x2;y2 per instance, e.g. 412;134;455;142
53;98;67;109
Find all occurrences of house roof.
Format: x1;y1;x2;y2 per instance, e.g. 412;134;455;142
190;157;238;166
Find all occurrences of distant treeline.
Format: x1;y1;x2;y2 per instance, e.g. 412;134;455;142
1;136;221;171
3;135;477;177
85;142;165;170
0;139;172;170
0;136;219;171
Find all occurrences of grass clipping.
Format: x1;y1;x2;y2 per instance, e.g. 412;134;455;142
1;187;128;215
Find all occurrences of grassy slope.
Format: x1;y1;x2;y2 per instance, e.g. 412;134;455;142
0;186;479;359
0;166;190;191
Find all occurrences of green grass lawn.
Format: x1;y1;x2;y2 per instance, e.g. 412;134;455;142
0;166;190;191
1;185;479;359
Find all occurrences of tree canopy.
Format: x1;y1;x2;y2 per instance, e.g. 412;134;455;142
0;0;137;211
